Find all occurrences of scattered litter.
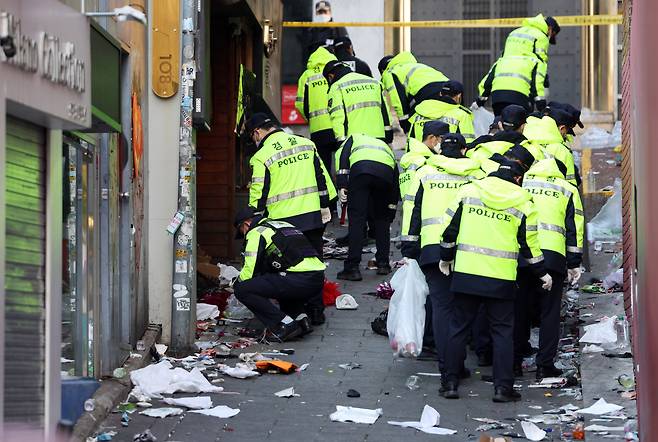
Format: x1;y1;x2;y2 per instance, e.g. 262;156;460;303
189;405;240;418
405;375;420;390
323;279;342;306
219;364;259;379
255;360;297;374
155;344;168;355
416;372;442;377
521;421;547;441
162;396;212;409
139;407;184;418
339;362;361;370
96;431;117;441
224;295;254;319
587;179;622;242
577;398;624;415
335;294;359;310
585;424;625;432
330;406;382;424
621;391;637;400
197;303;220;320
582;344;605;353
136;402;152;408
347;389;360;398
117;403;138;414
603;268;623;290
297;363;310;372
580;317;617;344
473;417;514;431
618;374;635;389
113;367;126;378
218;263;240;286
132;429;156;442
388;405;457;435
239;352;269;363
130;360;224;398
376;282;394;300
121;412;130;427
274;387;299;398
528;377;567;388
129;353;143;359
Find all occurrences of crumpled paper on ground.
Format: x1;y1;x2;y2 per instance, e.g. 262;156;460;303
521;421;547;441
388;405;457;435
189;405;240;418
139;407;184;418
582;344;605;353
197;303;220;321
335;294;359;310
219;363;259;379
274;387;300;398
585;424;626;432
330;406;382;424
577;398;624;415
130;361;223;399
162;396;212;409
579;317;617;344
218;263;240;285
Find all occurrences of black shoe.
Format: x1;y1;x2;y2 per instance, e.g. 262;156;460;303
376;264;392;275
477;354;493;367
442;382;459;399
307;306;326;326
492;386;522;403
269;321;303;342
536;364;563;381
521;344;538;357
337;269;362;281
513;362;524;378
459;367;471;379
296;314;313;335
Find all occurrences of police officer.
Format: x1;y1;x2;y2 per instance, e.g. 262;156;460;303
514;158;584;379
296;47;338;172
399;121;450;259
336;133;398;281
333;36;372;77
475;54;547;115
408;81;475;143
439;160;552;402
503;14;560;64
233;208;326;342
246;113;336;324
324;60;393;144
523;107;581;186
379;51;449;132
305;1;349;58
406;134;485;375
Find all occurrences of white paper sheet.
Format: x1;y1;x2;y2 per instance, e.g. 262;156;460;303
274;387;300;398
388;405;457;435
582;344;605;353
189;405;240;418
330;406;382;424
139;407;184;418
585;424;626;432
196;303;220;320
577;398;624;415
162;396;212;409
580;317;617;344
521;421;547;441
130;361;224;399
219;364;260;379
335;294;359;310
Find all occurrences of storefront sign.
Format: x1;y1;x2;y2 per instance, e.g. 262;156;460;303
152;0;180;98
1;11;86;93
281;84;305;125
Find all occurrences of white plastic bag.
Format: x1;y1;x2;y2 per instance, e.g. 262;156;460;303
473;107;495;137
224;294;254;319
587;178;622;242
386;259;428;357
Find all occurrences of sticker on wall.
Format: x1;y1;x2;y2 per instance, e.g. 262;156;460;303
176;297;191;311
167;212;185;234
175;260;188;273
175;249;188;258
177;234;190;246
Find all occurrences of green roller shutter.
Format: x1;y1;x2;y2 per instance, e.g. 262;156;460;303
4;116;46;427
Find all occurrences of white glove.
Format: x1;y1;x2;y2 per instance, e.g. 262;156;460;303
339;188;348;204
470;101;480;111
439;260;454;276
321;207;331;224
567;267;582;284
540;274;553;291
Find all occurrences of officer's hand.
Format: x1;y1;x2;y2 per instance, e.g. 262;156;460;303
535;99;547;112
567;267;582;285
339;188;348;204
321;207;332;224
439;260;454;276
540;273;553;291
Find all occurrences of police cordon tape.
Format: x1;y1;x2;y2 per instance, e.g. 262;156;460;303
283;14;622;28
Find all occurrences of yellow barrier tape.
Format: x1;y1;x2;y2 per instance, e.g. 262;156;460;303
283;14;622;28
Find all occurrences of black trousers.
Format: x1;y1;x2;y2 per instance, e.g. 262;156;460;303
424;266;454;370
233;271;324;327
345;174;392;270
311;134;336;175
514;268;565;367
473;305;493;358
445;293;515;390
303;227;326;311
493;100;532;116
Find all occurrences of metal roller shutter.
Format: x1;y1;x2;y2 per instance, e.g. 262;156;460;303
4;116;46;426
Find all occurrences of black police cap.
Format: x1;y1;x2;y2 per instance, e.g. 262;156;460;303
441;133;467;150
501;104;528;130
498;158;527;177
505;144;535;171
423;120;450;139
233;206;257;239
548;102;584;128
545;16;560;44
378;55;394;74
244;112;274;135
322;59;347;79
333;36;352;48
440;80;464;96
546;107;574;133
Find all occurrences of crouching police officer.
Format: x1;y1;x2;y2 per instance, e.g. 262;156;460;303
233;207;326;342
439;160;552;402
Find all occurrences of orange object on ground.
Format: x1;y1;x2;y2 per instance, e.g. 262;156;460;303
255;360;298;374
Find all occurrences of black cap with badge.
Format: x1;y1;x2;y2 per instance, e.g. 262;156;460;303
546;107;577;135
440;80;464;96
378;55;394;74
422;120;450;140
234;206;257;239
548;102;584;132
545;16;561;45
244;112;274;137
500;104;528;130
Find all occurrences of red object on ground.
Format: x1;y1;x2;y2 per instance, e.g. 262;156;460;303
322;279;342;306
199;288;232;314
340;203;347;225
281;84;306;125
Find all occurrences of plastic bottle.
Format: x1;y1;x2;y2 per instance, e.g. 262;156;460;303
616;315;631;351
405;375;420;390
